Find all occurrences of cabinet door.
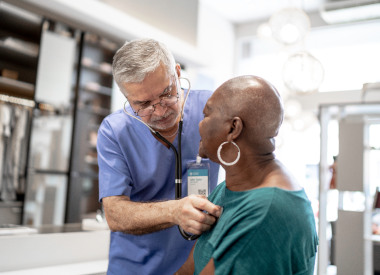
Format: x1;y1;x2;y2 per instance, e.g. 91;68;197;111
35;30;76;108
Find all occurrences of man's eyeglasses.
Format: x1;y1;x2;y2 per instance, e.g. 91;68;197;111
131;76;179;117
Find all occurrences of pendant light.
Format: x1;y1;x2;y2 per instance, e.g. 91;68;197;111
282;51;324;94
269;7;311;46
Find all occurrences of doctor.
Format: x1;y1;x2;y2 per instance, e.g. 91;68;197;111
97;38;221;274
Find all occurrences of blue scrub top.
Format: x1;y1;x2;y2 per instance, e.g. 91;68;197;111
97;89;219;275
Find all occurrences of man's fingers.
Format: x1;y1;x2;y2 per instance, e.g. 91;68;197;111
177;195;223;234
192;210;217;226
182;218;214;235
191;195;222;218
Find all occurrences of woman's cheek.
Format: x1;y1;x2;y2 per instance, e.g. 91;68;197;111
199;119;208;137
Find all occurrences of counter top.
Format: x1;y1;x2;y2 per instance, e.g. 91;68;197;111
0;220;109;235
0;260;108;275
0;225;110;273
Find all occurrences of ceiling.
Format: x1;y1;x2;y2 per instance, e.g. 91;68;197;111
200;0;323;23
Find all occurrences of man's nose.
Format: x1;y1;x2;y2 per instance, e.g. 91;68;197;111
153;102;167;116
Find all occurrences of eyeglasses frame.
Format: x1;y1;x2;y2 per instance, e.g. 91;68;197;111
127;74;180;117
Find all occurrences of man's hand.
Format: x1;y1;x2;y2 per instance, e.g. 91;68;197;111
172;195;222;235
102;195;221;235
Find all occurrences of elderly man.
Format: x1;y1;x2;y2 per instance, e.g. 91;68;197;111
97;38;221;274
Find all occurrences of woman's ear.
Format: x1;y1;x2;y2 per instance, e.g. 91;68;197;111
227;117;243;141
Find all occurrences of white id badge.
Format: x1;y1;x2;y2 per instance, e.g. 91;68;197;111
187;156;210;196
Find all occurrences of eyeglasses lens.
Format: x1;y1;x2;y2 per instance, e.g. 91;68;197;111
137;93;178;117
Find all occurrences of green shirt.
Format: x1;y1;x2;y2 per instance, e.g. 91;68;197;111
194;182;318;275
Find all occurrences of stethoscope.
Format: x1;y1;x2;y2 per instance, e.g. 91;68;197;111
123;76;199;241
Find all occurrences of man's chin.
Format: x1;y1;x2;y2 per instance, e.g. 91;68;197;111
149;117;176;131
150;112;180;130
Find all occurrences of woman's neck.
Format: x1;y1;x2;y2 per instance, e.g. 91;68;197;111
224;155;276;191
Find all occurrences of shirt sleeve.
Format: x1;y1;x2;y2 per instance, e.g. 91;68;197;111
97;118;133;201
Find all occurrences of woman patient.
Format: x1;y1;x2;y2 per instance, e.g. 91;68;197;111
176;75;318;275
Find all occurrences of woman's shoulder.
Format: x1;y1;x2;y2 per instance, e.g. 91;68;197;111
260;161;302;191
239;187;310;218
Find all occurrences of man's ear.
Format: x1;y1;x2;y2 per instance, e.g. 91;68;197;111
227;117;243;141
176;63;181;77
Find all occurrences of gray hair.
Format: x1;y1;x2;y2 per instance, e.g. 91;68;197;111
112;38;176;94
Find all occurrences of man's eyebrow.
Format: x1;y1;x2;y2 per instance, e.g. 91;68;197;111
132;99;149;105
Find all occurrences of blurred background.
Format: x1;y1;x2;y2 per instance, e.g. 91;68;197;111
0;0;380;274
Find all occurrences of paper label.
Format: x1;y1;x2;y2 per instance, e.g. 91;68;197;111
188;169;209;196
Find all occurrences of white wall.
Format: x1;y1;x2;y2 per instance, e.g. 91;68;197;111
101;0;199;46
191;1;235;91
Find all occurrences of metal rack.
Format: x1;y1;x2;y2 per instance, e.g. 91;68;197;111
318;96;380;275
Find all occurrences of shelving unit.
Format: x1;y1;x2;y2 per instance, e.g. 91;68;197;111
1;1;120;226
0;2;42;225
0;1;42;100
318;102;380;275
66;33;118;223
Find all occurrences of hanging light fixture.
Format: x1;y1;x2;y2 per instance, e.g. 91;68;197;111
282;51;324;94
269;7;311;46
255;5;325;94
